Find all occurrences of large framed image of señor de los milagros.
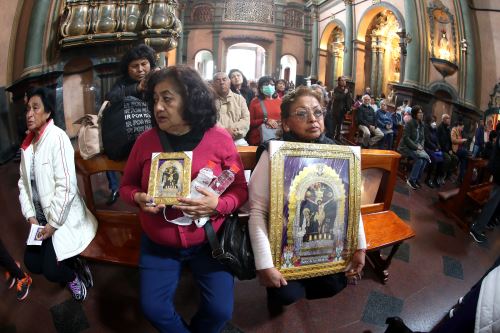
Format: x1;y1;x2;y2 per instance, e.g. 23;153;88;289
148;152;193;205
268;141;361;280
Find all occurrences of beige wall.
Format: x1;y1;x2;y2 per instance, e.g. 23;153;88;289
473;0;500;110
0;0;22;86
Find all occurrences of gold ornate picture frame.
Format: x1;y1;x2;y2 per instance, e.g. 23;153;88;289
148;152;192;205
268;141;361;280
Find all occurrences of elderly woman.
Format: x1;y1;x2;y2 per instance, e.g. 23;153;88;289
376;99;394;149
19;87;97;301
119;66;248;333
247;76;282;145
248;86;366;312
398;105;430;190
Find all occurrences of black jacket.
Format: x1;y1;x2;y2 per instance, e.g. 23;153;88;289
357;104;377;127
437;123;452;153
106;76;143;104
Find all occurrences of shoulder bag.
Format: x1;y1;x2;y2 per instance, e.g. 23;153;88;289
157;130;256;280
258;100;278;143
73;101;109;160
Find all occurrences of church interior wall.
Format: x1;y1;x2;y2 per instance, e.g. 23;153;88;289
185;29;213;68
473;0;500;110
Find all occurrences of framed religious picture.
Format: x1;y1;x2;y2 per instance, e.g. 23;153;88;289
147;152;192;205
268;141;361;280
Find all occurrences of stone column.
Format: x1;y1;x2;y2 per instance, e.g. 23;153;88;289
212;29;221;73
377;46;385;97
403;0;420;85
397;31;407;84
328;46;337;88
24;0;51;69
343;0;354;79
370;37;378;95
310;8;319;79
458;0;477;106
275;33;284;78
176;4;186;64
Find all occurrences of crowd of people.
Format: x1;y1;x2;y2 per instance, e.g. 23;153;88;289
2;44;498;333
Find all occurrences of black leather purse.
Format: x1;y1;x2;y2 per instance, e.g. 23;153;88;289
157;130;255;280
204;214;256;281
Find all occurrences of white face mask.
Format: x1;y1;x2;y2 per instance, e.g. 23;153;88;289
431;122;437;128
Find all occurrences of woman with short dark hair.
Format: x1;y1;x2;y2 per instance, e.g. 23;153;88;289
398;105;430;189
249;86;366;312
247;76;282;145
120;66;248;333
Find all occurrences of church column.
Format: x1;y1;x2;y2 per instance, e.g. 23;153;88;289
377;43;385;97
275;33;284;79
175;3;186;64
212;29;221;73
24;0;51;69
343;0;354;79
458;0;478;106
328;45;337;88
310;7;319;79
370;37;378;96
403;0;420;86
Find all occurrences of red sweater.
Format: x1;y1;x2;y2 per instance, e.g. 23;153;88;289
120;126;248;248
247;97;282;145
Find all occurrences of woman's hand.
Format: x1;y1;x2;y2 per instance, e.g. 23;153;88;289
27;217;38;225
173;186;219;218
134;192;165;214
257;267;288;288
266;119;279;129
345;249;366;284
40;224;56;240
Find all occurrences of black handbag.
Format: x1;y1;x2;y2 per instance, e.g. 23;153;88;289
157;130;256;280
101;95;152;161
204;214;256;281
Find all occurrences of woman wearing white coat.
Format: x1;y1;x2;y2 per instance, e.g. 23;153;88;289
18;87;97;301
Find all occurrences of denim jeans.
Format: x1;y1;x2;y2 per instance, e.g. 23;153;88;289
106;171;119;192
408;150;428;183
139;234;234;333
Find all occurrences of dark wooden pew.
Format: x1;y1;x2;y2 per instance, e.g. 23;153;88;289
75;147;415;284
437;157;493;231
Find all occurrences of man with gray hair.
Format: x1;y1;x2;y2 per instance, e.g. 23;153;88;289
212;72;250;146
357;94;383;147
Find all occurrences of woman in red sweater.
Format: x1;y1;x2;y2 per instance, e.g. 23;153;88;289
247;76;282;145
120;66;248;333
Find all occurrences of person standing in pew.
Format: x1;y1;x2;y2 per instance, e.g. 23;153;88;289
248;86;366;314
451;118;470;184
470;127;500;243
18;87;97;301
120;66;248;333
104;44;157;205
398;105;430;190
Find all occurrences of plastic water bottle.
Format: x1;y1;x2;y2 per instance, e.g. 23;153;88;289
208;164;240;196
189;160;216;199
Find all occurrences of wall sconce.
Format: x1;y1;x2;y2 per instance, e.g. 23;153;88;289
460;39;468;52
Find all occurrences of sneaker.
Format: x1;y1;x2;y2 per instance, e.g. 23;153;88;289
5;261;20;289
16;273;32;301
74;258;93;288
469;228;487;243
406;179;418;190
68;275;87;301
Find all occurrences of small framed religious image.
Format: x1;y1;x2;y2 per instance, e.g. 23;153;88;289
147;152;192;205
268;141;361;280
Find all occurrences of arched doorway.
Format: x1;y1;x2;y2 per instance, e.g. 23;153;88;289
280;55;297;85
363;10;401;98
194;50;214;80
325;26;344;90
226;43;265;81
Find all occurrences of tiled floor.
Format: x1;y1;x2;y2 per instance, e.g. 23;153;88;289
0;159;499;333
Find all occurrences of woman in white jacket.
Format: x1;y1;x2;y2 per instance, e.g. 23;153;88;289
18;87;97;301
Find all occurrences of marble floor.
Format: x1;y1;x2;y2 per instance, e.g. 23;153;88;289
0;158;498;333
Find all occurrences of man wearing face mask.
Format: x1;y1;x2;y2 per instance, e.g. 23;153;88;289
424;115;445;188
247;76;282;145
357;94;384;148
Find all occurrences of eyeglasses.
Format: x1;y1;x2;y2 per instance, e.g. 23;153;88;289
291;108;325;121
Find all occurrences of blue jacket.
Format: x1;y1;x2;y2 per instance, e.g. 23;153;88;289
474;125;485;147
376;109;393;133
